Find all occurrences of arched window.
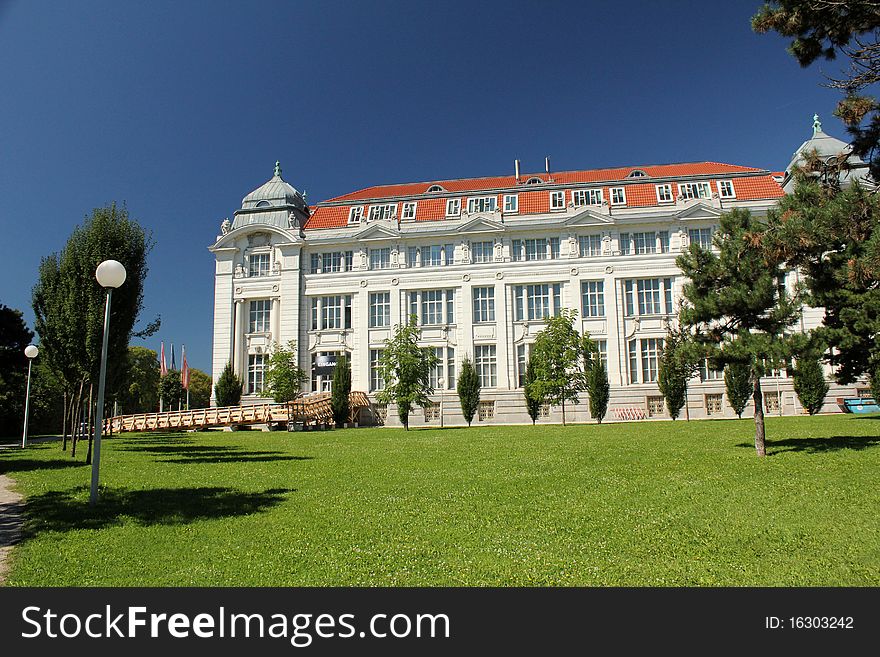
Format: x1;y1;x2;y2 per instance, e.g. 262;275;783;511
426;184;446;193
255;200;271;208
525;176;544;185
627;170;648;178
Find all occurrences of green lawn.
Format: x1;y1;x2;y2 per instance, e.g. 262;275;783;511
2;414;878;586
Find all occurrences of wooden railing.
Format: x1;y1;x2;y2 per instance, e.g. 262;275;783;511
107;391;371;433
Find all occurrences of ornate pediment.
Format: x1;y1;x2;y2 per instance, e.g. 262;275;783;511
562;208;612;227
456;216;506;234
674;202;723;221
353;223;399;241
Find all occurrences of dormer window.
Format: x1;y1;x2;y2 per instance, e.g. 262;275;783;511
368;203;396;222
347;206;364;224
550;190;565;211
610;187;626;205
446;198;461;216
656;184;673;203
717;180;736;199
525;177;543;185
467;196;497;213
402;201;417;220
679;182;711;200
572;189;602;206
503;194;518;213
628;170;648;178
426;184;446;193
255;200;271;208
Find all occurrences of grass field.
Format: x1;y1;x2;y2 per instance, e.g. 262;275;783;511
1;414;878;586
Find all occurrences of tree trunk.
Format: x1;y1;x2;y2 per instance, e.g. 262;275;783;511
86;383;94;465
561;399;566;426
753;376;766;457
684;384;690;421
62;390;68;451
71;380;85;458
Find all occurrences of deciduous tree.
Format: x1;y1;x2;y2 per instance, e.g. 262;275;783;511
376;315;438;430
792;354;830;415
331;356;352;428
0;304;34;437
265;341;307;403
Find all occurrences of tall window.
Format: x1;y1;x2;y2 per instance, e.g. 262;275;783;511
369;292;390;328
516;343;530;387
581;281;605;317
370;349;385;392
514;284;562;321
248;354;266;394
368;204;396;221
594;339;607;368
472;240;494;263
401;202;417;220
512;238;549;261
628;338;664;383
473;286;495;323
579;235;602;257
407;289;455;325
428;346;455;389
310;251;353;274
619;233;631;255
679;182;711;200
474;345;497;388
249;300;270;333
624;278;673;316
467;197;497;213
717;180;736;199
699;359;723;381
659;231;670;254
688;227;713;250
347;206;364;224
610;187;626;205
249;253;270;277
633;232;656;255
550;190;565;210
446;198;461;216
369;248;391;270
572;189;602;206
310;295;353;330
503;194;518;213
656;184;673;203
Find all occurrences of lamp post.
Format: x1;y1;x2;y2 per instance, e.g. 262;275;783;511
21;345;39;448
437;376;445;429
91;259;126;505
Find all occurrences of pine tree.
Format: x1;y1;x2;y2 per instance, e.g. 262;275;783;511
523;355;542;425
331;355;352;427
456;355;480;427
724;361;752;419
587;354;610;424
214;361;243;407
792;354;830;415
376;315;438;430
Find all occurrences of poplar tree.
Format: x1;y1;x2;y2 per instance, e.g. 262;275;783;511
792;354;830;415
724;361;752;419
587;354;610;424
456;355;480;427
331;355;352;427
523;355;542;425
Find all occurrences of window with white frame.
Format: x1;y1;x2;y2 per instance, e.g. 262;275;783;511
633;232;657;255
310;251;353;274
579;234;602;257
249;253;271;277
572;189;603;206
514;283;562;321
249;300;271;333
421;245;444;267
471;240;494;263
368;203;396;221
550;190;565;210
401;202;417;220
475;345;497;388
512;238;549;262
619;232;631;255
699;359;723;381
407;289;455;325
688;227;713;250
467;196;497;213
248;354;266;394
428;346;455;389
581;281;605;318
656;184;673;203
369;247;391;270
717;180;736;199
473;286;495;323
516;343;531;387
369;292;390;328
503;194;518;213
610;187;626;205
309;295;352;330
594;339;608;368
347;206;364;224
628;337;664;383
659;231;670;253
624;278;674;316
679;182;711;200
446;198;461;216
370;349;385;392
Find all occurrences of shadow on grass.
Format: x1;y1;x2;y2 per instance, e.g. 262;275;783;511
0;458;87;475
736;435;880;454
120;443;314;464
23;486;295;534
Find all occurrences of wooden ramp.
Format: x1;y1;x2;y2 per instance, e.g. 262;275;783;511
107;391;370;433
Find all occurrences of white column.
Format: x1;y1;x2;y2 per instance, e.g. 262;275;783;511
234;299;245;380
495;280;511;389
271;297;280;347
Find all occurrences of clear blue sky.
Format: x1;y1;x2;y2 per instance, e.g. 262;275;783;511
0;0;846;373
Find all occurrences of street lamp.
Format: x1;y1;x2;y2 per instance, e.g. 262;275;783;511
437;376;445;429
91;259;126;505
21;345;38;448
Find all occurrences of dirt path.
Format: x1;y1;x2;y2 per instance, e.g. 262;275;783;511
0;474;24;586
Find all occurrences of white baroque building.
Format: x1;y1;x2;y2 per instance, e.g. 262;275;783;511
210;120;868;425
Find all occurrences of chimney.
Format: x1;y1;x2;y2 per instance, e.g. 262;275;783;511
514;159;521;182
545;156;550;174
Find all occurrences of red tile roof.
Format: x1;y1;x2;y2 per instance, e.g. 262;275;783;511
304;162;783;230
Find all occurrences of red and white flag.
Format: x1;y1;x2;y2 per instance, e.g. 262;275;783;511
181;345;190;390
160;342;168;377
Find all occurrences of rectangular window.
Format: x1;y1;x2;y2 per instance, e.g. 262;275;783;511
478;400;495;421
473;286;496;323
579;235;602;257
514;283;562;321
610;187;626;205
445;243;455;266
633;232;656;255
467;196;497;213
408;289;455;326
310;251;354;274
705;393;723;416
475;345;497;388
572;189;603;206
427;346;455;390
402;201;417;220
641;338;663;383
624;278;673;316
422;289;443;325
581;281;605;318
679;182;711;200
550;190;565;210
369;292;390;328
647;395;665;417
516;343;529;388
659;231;670;254
503;194;518;213
717;180;736;199
472;240;494;263
619;233;631;255
422;244;443;267
368;203;396;221
447;347;456;389
249;253;270;277
348;206;364;224
423;402;440;422
248;354;266;394
764;390;780;413
512;239;522;262
688;227;713;250
550;237;560;260
311;351;349;392
310;296;352;330
656;184;673;203
628;339;639;384
249;299;271;333
594;339;608;368
524;238;547;261
539;402;551;418
370;349;385;392
699;359;723;381
369;247;391;270
446;198;461;216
